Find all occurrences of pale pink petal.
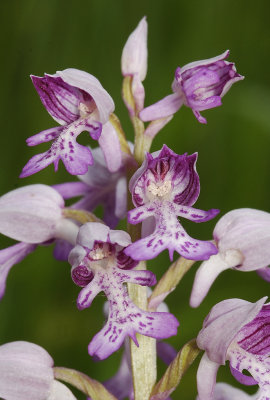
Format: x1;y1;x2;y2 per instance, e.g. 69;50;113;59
197;353;220;400
98;122;122;172
139;93;183;121
47;380;77;400
0;341;53;400
190;250;243;308
0;184;63;243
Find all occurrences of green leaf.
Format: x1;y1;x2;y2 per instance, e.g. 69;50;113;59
148;257;195;310
150;339;201;400
53;367;117;400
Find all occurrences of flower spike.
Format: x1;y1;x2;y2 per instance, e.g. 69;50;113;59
140;50;243;124
124;145;219;261
21;69;121;177
69;222;179;360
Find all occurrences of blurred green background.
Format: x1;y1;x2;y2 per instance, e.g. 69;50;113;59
1;0;270;399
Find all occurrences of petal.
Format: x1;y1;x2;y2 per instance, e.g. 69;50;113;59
68;244;87;268
175;205;220;222
0;341;54;400
230;365;258;386
0;242;36;299
212;382;256;400
53;240;73;261
53;182;89;199
98;122;122;172
0;184;63;243
180;50;230;75
196;352;220;400
99;351;133;400
214;209;270;271
31;74;80;125
47;380;77;400
75;222;110;249
228;345;270;398
77;274;103;310
193;109;207;124
121;16;148;81
117;268;156;286
57;68;115;124
128;204;155;224
26;126;64;146
197;297;267;364
190;250;243;308
114;176;127;219
144;115;173;139
257;267;270;282
139;93;183;121
20;150;60;177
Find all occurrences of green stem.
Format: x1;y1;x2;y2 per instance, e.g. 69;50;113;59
128;263;157;400
122;74;157;400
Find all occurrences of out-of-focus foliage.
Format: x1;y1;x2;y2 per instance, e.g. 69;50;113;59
1;1;270;398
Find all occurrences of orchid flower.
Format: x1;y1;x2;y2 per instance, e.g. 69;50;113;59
0;184;79;299
53;145;127;229
0;341;77;400
69;222;179;360
121;16;148;115
140;50;243;124
20;69;122;177
197;297;270;400
190;208;270;308
124;145;219;261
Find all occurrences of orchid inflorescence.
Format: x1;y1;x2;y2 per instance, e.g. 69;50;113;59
0;15;268;400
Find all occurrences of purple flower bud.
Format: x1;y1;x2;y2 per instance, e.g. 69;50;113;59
124;145;219;262
69;222;179;360
0;341;76;400
140;50;243;124
21;69;121;177
196;297;270;400
190;208;270;308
